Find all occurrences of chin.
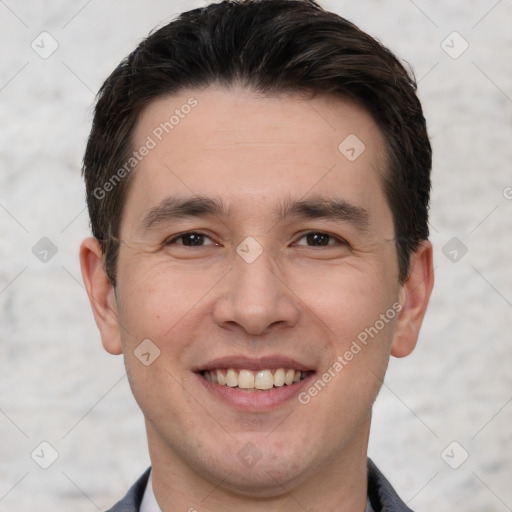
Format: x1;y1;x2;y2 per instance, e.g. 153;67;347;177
192;437;314;497
207;458;307;498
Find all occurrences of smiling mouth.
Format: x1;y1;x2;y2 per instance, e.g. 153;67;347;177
200;368;311;391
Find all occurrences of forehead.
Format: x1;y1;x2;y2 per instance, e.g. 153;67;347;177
125;86;391;232
133;86;385;162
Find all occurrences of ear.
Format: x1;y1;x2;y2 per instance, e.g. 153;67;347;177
391;240;434;358
79;237;122;355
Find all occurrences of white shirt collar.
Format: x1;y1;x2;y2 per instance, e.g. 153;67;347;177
141;470;374;512
140;471;162;512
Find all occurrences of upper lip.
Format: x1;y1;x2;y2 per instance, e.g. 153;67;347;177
193;355;314;372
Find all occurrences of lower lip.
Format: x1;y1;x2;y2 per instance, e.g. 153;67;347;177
197;373;314;411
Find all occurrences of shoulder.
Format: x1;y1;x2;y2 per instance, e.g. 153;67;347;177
105;467;151;512
367;459;414;512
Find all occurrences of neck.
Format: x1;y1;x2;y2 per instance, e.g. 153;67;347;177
147;418;371;512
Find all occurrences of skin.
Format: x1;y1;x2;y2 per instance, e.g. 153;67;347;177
80;86;434;511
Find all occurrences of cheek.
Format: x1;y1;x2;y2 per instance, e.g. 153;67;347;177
295;271;399;431
114;258;230;411
115;255;225;340
291;262;399;344
301;268;399;406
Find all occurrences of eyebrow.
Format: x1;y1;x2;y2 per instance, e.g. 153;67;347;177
140;195;370;232
141;196;228;230
276;196;370;231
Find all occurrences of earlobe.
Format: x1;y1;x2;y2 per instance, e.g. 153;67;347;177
391;240;434;358
79;237;123;355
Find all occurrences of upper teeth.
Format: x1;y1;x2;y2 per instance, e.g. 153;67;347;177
203;368;307;389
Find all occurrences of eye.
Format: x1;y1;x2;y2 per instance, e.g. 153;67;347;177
293;231;347;247
165;232;218;247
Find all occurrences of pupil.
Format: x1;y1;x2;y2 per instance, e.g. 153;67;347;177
307;233;329;246
184;233;203;246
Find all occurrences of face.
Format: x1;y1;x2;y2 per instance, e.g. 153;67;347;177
81;86;433;502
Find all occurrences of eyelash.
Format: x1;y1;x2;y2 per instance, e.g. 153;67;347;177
164;231;349;248
165;232;218;247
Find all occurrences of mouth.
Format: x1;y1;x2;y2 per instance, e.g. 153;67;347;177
200;368;311;391
194;356;315;410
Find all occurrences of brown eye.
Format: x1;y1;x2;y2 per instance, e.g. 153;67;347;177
180;233;205;246
295;231;346;247
166;232;217;246
306;232;330;246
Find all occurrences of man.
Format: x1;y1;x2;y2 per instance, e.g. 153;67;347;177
79;1;434;510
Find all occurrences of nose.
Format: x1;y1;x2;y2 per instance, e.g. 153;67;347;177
212;245;301;336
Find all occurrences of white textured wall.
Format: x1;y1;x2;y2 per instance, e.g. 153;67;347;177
1;1;511;510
